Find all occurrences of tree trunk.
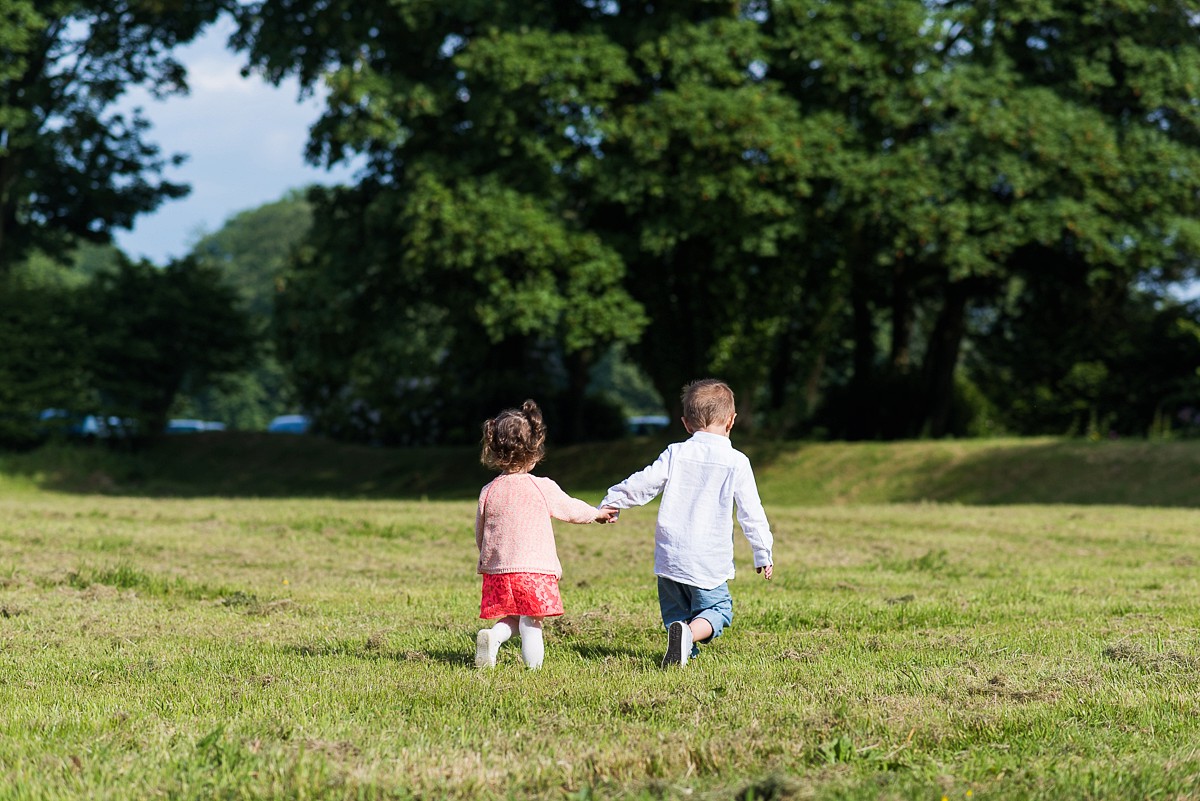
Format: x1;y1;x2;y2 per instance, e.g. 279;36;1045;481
637;241;712;424
922;279;971;437
889;258;913;372
850;262;875;387
560;348;593;444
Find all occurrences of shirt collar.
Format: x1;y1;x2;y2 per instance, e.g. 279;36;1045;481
690;431;732;447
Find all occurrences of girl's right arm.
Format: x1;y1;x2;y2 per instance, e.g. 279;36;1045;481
534;478;610;524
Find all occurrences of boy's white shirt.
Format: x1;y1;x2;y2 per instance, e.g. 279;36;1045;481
600;431;773;590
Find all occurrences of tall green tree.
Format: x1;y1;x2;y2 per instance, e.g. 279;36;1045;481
769;0;1200;437
84;256;256;437
234;0;827;437
237;3;657;442
0;258;90;448
235;0;1200;442
0;0;229;271
179;192;313;429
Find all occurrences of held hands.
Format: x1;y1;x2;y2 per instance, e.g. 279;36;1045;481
756;564;774;581
595;506;620;524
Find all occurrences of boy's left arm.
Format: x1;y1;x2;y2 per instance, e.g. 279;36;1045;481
734;464;774;578
600;449;671;511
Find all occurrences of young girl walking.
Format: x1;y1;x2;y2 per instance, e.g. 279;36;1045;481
474;400;614;669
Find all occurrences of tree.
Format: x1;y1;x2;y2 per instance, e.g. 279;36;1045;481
968;259;1200;437
0;0;229;272
236;3;660;442
181;191;313;429
234;0;829;437
0;257;90;448
765;0;1200;437
84;255;256;437
235;0;1200;442
274;178;644;444
190;189;313;320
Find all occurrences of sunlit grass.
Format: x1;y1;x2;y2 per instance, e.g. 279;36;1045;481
0;492;1198;799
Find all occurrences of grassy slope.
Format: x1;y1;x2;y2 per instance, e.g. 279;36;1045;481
2;434;1199;506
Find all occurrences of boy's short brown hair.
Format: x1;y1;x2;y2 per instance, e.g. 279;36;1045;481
681;379;736;429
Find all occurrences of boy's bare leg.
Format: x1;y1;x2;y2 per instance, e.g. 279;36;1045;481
689;618;713;644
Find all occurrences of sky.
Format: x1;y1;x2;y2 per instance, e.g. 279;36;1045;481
112;17;357;265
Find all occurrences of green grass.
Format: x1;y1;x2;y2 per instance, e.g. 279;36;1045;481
2;434;1199;506
1;486;1198;799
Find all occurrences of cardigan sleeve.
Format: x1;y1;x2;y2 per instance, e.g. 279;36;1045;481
532;476;601;524
475;484;489;552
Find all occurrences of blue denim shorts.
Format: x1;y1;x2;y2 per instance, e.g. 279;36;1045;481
657;577;734;644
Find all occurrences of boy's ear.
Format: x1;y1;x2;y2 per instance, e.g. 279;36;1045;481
681;416;694;433
726;412;737;432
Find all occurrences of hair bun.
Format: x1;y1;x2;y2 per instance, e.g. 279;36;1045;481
522;399;545;435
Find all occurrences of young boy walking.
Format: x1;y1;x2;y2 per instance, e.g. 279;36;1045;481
601;378;774;667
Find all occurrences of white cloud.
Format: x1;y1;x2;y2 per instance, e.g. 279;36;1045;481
185;56;259;95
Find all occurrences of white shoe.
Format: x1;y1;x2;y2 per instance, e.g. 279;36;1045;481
475;630;498;668
662;621;692;668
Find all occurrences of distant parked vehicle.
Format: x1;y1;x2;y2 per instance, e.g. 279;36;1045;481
267;414;311;434
165;419;227;434
39;409;136;440
626;414;671;435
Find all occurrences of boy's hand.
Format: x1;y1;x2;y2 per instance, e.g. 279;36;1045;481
596;507;620;524
756;564;773;581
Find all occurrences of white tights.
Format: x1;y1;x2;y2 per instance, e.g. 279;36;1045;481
487;615;544;669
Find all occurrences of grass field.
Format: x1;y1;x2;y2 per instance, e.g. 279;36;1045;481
1;439;1199;799
3;434;1200;505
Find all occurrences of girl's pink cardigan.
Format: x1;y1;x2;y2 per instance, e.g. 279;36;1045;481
475;473;600;578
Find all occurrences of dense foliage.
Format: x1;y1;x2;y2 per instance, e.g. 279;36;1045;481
0;251;254;448
0;0;229;271
1;1;1197;446
178;192;316;430
231;0;1200;442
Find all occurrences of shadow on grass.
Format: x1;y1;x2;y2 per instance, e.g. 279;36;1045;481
564;642;654;662
2;433;670;501
900;438;1200;507
278;641;477;668
2;434;495;500
423;648;474;668
5;434;1199;507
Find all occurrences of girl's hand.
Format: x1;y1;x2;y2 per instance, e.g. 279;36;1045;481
756;565;773;581
596;507;619;524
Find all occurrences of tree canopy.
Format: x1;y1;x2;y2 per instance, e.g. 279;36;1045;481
0;0;229;271
227;0;1199;442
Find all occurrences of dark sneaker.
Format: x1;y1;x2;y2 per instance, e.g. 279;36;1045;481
661;621;693;668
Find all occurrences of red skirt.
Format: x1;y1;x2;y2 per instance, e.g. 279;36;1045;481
480;572;563;619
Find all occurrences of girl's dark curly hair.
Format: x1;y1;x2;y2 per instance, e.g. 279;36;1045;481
480;400;547;472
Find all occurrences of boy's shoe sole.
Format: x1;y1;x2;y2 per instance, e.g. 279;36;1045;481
475;630;496;668
662;621;691;668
